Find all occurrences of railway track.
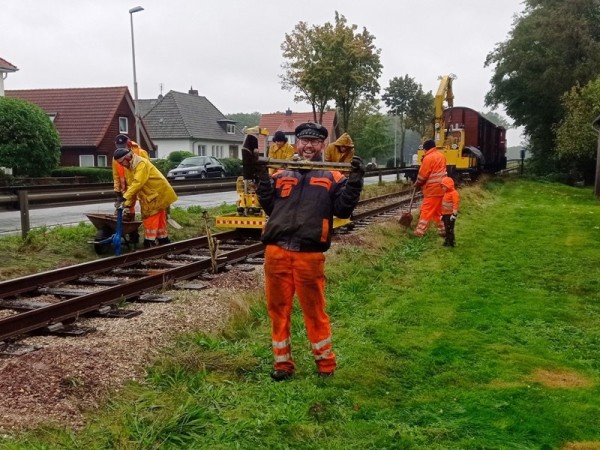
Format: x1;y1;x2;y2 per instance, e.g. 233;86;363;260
0;189;419;352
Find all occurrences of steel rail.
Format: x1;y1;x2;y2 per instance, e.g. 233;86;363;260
0;240;264;341
0;191;417;342
0;230;241;299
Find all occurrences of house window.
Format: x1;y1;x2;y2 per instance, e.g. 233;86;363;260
198;145;206;156
119;117;128;134
227;124;235;134
79;155;95;167
97;155;107;167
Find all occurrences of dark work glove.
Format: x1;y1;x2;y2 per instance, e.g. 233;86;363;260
348;156;365;184
114;192;124;209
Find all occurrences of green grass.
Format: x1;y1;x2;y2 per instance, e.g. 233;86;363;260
3;178;600;449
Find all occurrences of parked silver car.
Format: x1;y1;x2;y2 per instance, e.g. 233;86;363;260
167;156;226;180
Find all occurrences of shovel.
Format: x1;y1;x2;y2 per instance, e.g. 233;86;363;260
399;187;417;227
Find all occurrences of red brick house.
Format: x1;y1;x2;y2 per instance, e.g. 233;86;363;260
258;109;339;155
6;87;156;167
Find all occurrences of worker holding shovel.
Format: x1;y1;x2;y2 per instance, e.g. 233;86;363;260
413;139;447;237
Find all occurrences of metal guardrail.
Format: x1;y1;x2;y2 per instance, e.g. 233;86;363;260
0;168;413;237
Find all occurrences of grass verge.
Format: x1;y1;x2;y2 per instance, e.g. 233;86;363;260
2;178;600;449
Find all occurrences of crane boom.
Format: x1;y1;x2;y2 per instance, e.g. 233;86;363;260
434;74;456;147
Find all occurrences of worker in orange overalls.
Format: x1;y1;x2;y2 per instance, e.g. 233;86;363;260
112;134;149;218
414;139;447;237
440;176;460;247
255;122;365;381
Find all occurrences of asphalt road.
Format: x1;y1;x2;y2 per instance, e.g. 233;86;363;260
0;174;402;235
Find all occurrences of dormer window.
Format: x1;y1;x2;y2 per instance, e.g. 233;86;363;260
227;123;235;134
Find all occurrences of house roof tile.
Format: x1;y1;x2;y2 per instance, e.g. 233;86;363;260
258;110;338;149
0;57;18;72
142;90;244;143
5;86;131;147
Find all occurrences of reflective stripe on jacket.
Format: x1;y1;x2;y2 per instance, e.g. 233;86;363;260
415;148;447;197
441;177;460;215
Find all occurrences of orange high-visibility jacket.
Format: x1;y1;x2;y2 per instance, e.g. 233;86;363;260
441;176;460;215
112;141;149;193
415;148;446;197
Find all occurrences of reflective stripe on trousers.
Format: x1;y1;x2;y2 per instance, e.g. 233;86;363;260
264;245;336;373
143;210;168;241
414;196;444;237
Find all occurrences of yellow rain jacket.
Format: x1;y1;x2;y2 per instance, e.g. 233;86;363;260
268;142;295;174
325;133;355;163
112;141;149;193
122;153;177;219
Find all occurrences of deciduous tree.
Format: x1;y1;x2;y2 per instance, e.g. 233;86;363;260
281;12;382;129
554;77;600;182
485;0;600;174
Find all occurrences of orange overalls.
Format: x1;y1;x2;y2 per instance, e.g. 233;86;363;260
256;167;363;375
414;147;447;237
264;245;335;374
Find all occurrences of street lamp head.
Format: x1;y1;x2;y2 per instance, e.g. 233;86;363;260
129;6;144;14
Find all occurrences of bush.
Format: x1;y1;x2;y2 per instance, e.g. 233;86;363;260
51;166;113;182
0;97;61;176
167;151;194;165
152;159;176;177
221;158;242;176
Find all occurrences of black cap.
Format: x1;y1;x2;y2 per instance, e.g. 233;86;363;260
423;139;436;150
273;131;287;142
295;122;328;140
115;134;130;149
114;147;131;160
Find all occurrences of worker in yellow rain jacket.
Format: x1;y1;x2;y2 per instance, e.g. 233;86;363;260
267;131;295;174
113;147;177;248
413;139;447;237
325;132;355;163
112;134;149;218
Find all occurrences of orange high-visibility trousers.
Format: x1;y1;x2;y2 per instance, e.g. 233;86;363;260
264;245;336;374
142;210;168;241
414;196;445;237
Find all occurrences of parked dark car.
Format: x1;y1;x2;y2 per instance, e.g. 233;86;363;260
167;156;227;180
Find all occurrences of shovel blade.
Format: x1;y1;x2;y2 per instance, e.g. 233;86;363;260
398;213;413;227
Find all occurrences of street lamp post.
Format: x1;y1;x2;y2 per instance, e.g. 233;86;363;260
129;6;144;145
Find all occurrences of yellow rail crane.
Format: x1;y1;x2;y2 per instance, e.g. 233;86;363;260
417;74;482;178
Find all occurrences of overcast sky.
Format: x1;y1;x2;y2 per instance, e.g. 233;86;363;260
2;0;525;145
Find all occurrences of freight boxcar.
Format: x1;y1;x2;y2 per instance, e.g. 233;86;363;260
442;106;507;175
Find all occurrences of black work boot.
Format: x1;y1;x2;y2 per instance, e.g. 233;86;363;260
143;239;157;248
270;370;293;382
157;237;170;246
